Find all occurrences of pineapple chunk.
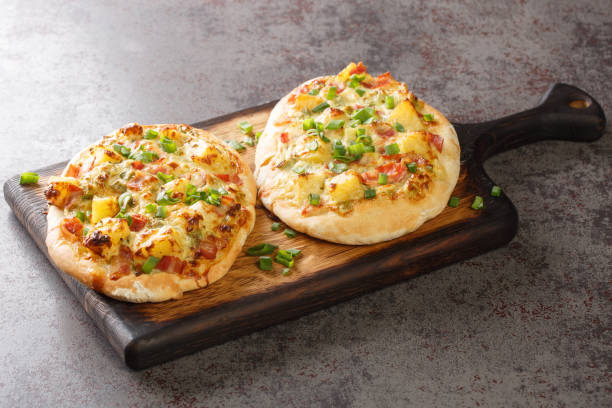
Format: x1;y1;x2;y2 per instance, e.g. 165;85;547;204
325;170;364;203
91;196;119;224
133;226;184;260
299;138;333;164
94;146;123;164
44;176;82;208
388;100;424;133
294;93;324;112
190;143;233;173
294;172;327;203
397;131;430;155
83;218;130;259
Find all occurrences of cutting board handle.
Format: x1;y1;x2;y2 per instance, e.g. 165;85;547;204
457;83;606;162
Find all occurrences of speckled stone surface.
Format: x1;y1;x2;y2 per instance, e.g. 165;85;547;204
1;0;610;406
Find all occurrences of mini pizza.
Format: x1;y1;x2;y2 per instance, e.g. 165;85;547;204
255;62;460;244
45;123;256;302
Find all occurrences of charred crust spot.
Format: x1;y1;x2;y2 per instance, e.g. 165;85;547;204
184;213;203;232
44;184;59;200
83;231;111;255
121;123;143;137
219;224;232;233
227;203;241;217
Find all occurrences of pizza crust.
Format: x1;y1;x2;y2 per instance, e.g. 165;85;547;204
46;125;256;302
255;77;460;245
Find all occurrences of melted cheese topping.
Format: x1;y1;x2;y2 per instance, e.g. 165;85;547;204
45;123;251;280
264;62;445;215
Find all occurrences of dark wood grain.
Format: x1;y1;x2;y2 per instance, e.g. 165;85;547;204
4;83;605;370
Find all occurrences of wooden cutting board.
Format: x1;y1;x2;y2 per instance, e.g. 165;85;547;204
4;83;605;370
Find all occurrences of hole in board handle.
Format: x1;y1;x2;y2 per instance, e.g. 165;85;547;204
569;99;591;109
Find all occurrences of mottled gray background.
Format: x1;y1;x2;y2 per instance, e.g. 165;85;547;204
1;0;610;407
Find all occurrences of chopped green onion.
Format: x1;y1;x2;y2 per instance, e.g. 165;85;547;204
246;243;278;256
226;140;246;152
491;185;502;197
82;228;89;236
356;128;366;136
348;142;365;157
116;212;133;226
448;196;460;207
145;203;157;213
156;190;180;205
160;136;177;153
75;210;86;223
157;172;174;183
255;131;262;144
312;102;330;113
364;188;376;199
384;143;400;155
406;162;417;173
156;205;167;218
286;249;301;257
284;228;297;238
351;73;366;82
423;113;435;122
19;172;39;185
292;165;306;175
378;173;388;185
275;256;294;269
238;121;253;134
243;136;254;147
364;145;376;152
325;120;345;130
282;268;291;276
356;134;372;145
352;107;375;124
259;256;273;271
349;119;361;128
394;122;405;132
142;256;160;274
308;88;320;96
309;193;320;206
385;95;395;109
471;196;484;210
129;146;159;163
271;222;281;231
118;192;132;211
143;129;158;139
355;88;366;96
328;162;348;173
303;118;315;131
113;144;131;158
307;140;319;151
326;86;337;100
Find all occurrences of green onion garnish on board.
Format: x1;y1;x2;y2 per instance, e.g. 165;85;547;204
246;243;278;256
448;196;460;208
259;256;273;271
471;196;484;210
19;172;39;185
491;185;501;197
238;121;253;134
284;228;297;238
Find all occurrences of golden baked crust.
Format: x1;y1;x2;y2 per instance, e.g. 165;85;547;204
45;124;256;302
255;63;460;244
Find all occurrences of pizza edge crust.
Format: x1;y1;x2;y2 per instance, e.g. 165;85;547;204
45;125;256;303
255;78;460;245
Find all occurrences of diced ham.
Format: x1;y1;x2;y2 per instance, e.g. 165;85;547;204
349;62;367;75
61;217;83;236
65;164;80;177
156;256;185;274
359;170;379;186
374;122;395;137
376;162;407;182
129;214;148;232
198;241;217;260
280;132;289;143
428;133;444;152
132;160;144;170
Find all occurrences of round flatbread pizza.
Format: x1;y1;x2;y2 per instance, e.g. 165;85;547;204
255;62;460;245
45;123;256;302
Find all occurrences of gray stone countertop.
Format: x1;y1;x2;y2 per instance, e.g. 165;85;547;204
1;1;610;406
